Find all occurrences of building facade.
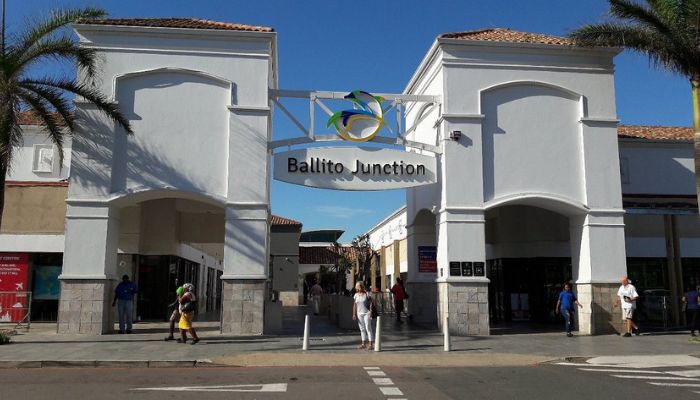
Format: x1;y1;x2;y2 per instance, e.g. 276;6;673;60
2;19;696;336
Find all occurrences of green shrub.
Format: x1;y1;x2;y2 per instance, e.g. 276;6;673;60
0;331;11;345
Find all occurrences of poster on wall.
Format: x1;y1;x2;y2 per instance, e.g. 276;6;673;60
0;253;29;322
33;266;61;300
418;246;437;273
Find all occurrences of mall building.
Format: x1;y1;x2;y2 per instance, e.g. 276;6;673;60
0;18;697;336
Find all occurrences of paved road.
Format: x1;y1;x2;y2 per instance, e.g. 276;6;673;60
3;363;699;399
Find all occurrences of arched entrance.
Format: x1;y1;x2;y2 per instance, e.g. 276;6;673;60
486;204;574;333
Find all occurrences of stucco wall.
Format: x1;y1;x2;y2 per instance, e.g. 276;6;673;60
1;185;67;234
619;141;695;195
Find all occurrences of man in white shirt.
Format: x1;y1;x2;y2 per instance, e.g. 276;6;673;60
615;276;640;337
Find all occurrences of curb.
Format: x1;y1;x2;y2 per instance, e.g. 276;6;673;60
0;359;216;369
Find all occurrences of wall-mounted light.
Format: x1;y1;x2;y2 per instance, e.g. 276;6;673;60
450;130;462;141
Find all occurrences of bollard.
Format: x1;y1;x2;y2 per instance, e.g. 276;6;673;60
374;315;382;352
302;314;310;350
444;315;451;352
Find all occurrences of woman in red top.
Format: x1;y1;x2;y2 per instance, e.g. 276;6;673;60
390;278;406;322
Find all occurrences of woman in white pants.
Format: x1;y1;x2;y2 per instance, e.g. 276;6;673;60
352;281;374;350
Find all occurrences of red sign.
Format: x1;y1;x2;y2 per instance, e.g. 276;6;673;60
418;246;437;273
0;253;29;322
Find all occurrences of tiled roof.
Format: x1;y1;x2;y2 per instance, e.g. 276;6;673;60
78;18;273;32
618;125;694;141
300;246;371;264
271;215;302;227
441;28;572;46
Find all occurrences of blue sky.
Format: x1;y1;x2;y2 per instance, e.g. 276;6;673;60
11;0;692;242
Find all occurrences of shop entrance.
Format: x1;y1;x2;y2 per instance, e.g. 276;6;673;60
489;258;572;332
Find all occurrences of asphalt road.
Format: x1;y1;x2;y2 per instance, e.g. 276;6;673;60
2;363;697;399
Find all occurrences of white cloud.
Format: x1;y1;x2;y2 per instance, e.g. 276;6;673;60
315;205;375;219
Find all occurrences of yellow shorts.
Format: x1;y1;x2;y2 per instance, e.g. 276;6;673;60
178;311;194;330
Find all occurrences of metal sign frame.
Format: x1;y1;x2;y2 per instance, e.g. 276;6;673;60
269;89;442;154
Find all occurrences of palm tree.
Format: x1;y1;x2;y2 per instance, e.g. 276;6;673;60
569;0;699;198
0;6;133;228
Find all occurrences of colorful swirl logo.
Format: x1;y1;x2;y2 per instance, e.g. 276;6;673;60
327;90;385;142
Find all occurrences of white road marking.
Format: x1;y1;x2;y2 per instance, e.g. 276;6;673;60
372;378;394;385
577;368;665;374
587;355;700;369
367;370;387;377
649;382;700;388
131;383;288;392
556;362;624;368
363;366;380;370
611;375;699;381
379;387;404;396
667;370;700;377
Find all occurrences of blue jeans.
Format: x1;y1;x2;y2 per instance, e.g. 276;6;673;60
117;299;134;331
561;308;574;333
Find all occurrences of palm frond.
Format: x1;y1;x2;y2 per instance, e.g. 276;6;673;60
10;36;99;80
23;78;134;135
18;80;75;130
16;89;66;167
570;23;698;77
0;100;22;170
12;7;106;60
609;0;672;35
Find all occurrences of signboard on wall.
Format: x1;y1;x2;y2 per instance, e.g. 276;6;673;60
33;266;62;300
0;253;29;322
273;147;437;190
418;246;437;273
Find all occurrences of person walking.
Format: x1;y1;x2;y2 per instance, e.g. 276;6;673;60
112;274;137;334
555;282;582;337
310;280;323;316
682;284;700;336
164;286;184;341
614;276;640;337
352;281;375;350
178;283;200;344
390;277;406;322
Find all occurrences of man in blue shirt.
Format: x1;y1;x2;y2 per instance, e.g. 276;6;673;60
555;283;582;337
112;274;137;334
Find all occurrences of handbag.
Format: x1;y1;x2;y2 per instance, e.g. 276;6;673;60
366;294;378;318
181;301;196;312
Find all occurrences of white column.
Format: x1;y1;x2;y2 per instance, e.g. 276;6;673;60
58;203;119;334
220;104;271;335
571;211;627;334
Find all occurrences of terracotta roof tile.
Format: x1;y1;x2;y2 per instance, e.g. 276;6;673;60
78;18;273;32
618;125;694;141
271;215;302;227
441;28;572;46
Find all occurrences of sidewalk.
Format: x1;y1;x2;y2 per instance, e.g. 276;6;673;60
2;307;699;368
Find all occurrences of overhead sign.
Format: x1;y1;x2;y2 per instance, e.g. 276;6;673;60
273;147;437;190
327;90;386;142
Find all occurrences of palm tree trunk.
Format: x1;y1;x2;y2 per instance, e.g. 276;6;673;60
0;161;6;230
694;79;700;216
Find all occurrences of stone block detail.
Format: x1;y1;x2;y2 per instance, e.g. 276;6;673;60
221;280;266;335
57;280;114;335
577;282;625;335
438;281;489;336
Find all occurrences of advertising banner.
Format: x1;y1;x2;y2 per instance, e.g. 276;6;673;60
33;266;61;300
0;253;29;322
418;246;437;273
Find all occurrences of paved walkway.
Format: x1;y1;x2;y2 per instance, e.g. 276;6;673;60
2;306;699;368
